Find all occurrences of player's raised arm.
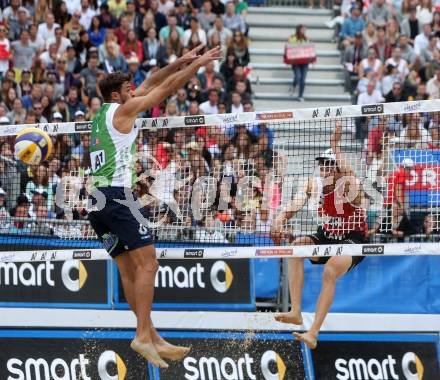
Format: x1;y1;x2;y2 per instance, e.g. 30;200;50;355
271;179;311;244
132;44;206;97
114;46;222;133
330;120;355;176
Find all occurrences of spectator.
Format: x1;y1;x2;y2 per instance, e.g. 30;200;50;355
18;70;32;97
159;14;184;44
66;86;87;120
368;0;391;27
370;26;392;62
65;45;82;74
414;23;432;56
208;16;232;48
7;98;26;124
114;15;130;45
362;21;377;47
9;7;31;41
25;164;53;211
32;101;48;123
385;47;409;81
53;1;71;28
408;82;431;101
150;0;168;33
359;48;383;79
98;3;119;29
381;64;400;96
28;23;45;51
175;0;191;30
223;1;246;34
357;68;382;94
433;11;440;38
400;7;420;43
158;0;175;16
127;56;147;88
0;25;10;78
198;60;223;91
75;31;94;65
11;30;37;71
396;112;431;148
228;30;249;66
385;81;408;102
228;91;243;113
39;42;58;67
198;0;216;33
63;11;84;44
121;29;143;62
220;50;237;79
88;16;106;47
425;48;440;80
340;6;365;48
143;27;167;70
126;0;143;32
22;83;42;110
37;13;60;44
108;0;126;18
46;27;72;55
173;88;190;113
3;87;17;111
287;24;311;102
427;67;440;97
86;97;102;120
211;0;226;15
343;31;367;93
199;88;219;114
357;79;384;105
386;18;400;47
52;96;71;122
183;17;207;47
417;0;433;26
398;34;416;68
78;0;97;31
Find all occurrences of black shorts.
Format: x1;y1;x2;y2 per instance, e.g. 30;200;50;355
306;227;365;272
88;187;154;258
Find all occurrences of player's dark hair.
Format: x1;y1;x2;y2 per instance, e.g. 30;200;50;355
99;72;131;102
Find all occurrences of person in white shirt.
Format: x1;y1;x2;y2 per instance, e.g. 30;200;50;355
183;17;207;47
385;47;409;81
229;91;243;113
158;0;175;15
45;27;72;55
78;0;97;30
199;88;219;114
414;23;432;56
37;13;60;43
427;67;440;98
357;80;385;105
195;214;229;243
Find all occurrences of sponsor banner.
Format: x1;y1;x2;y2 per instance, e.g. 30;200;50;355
184;115;205;126
311;334;440;380
159;331;306;380
0;330;151;380
256;111;293;120
255;248;293;257
114;259;255;310
361;245;384;255
74;121;92;132
183;249;204;258
361;103;384;115
0;259;111;308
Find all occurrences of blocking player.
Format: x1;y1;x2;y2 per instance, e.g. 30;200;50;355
271;121;367;349
87;45;222;367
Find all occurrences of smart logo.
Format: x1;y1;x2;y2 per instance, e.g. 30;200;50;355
98;350;127;380
335;352;425;380
210;260;233;293
61;260;88;292
183;350;286;380
6;350;125;380
0;260;88;292
155;260;233;293
401;352;424;380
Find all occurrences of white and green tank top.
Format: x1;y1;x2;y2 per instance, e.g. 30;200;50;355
89;103;137;187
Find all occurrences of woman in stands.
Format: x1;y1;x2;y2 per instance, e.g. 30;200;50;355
271;121;367;349
288;24;310;102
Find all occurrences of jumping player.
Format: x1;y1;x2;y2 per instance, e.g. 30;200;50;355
271;121;367;349
87;45;222;368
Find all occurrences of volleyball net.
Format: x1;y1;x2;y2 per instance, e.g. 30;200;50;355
2;100;440;261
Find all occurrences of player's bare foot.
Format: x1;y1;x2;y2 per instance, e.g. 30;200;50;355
130;338;169;368
155;341;191;361
274;311;303;325
293;331;318;349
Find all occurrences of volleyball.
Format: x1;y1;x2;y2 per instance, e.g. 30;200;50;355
14;127;52;165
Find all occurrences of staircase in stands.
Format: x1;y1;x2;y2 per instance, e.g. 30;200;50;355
248;6;351;111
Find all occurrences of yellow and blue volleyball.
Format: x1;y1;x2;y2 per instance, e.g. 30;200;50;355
14;127;52;165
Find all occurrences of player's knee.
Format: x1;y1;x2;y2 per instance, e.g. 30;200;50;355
322;266;338;283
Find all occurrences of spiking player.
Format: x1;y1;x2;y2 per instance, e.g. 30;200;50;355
271;121;367;349
87;45;222;368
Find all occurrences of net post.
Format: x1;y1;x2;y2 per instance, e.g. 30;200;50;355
281;258;290;312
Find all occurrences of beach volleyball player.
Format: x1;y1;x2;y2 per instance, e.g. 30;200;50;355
87;45;222;368
271;121;367;349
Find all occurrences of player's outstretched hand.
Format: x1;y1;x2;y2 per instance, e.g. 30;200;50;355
270;220;288;246
196;46;223;66
177;44;206;66
331;120;343;146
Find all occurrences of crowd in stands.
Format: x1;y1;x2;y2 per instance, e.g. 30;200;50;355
0;0;284;244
